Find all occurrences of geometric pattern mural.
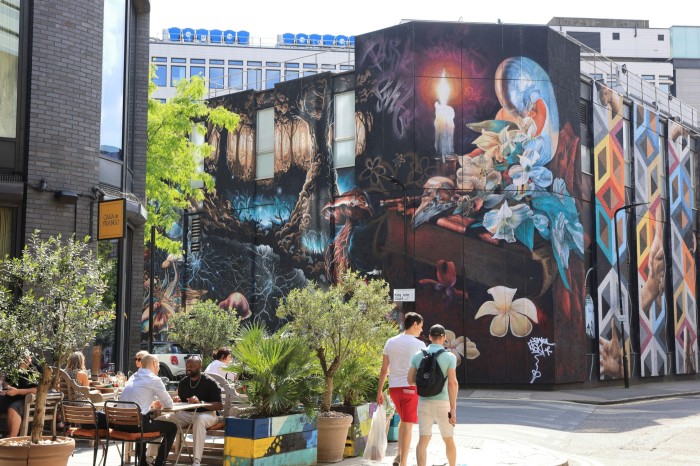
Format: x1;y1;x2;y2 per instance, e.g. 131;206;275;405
593;83;629;380
667;121;698;374
633;104;668;377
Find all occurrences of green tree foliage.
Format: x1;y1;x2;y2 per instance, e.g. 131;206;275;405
167;299;241;366
230;323;321;418
277;270;398;412
147;71;239;253
0;232;110;443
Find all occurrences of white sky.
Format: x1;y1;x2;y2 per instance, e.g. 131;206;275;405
150;0;697;40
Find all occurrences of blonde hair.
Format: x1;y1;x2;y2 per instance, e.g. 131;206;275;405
135;350;149;360
66;352;86;371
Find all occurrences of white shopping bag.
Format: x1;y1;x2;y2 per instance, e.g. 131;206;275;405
363;403;388;461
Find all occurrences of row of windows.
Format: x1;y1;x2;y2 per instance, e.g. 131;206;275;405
589;72;673;93
152;56;346;70
611;32;664;41
153;64;354;90
254;91;355;179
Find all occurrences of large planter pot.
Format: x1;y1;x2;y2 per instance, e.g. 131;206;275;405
0;437;74;466
331;402;377;457
224;413;317;465
316;414;353;463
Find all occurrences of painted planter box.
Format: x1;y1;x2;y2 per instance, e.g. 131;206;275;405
224;413;317;466
332;402;378;457
387;413;400;442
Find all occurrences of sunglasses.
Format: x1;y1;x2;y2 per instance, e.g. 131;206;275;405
134;358;141;362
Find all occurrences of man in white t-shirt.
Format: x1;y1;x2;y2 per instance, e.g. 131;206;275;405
377;312;425;466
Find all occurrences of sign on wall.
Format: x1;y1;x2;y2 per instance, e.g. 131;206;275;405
98;198;126;240
393;289;416;302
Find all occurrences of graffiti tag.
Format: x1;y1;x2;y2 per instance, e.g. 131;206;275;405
528;337;556;384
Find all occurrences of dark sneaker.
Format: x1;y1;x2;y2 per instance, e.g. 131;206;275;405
392;454;401;466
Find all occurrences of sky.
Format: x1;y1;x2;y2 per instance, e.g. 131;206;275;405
150;0;697;41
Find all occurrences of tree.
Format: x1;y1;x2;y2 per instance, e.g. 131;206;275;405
277;270;397;412
167;299;241;366
147;71;239;253
0;232;110;443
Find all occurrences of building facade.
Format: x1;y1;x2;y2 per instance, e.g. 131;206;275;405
140;20;700;387
0;0;151;372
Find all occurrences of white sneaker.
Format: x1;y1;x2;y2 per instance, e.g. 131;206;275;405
145;456;157;466
192;460;201;466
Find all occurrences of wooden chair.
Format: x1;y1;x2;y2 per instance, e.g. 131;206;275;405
18;392;64;437
59;368;105;402
104;401;164;466
62;399;108;466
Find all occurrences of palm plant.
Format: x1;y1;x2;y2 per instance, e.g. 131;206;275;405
230;323;321;418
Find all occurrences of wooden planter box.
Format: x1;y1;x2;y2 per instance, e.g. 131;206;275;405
224;413;317;465
387;413;400;442
332;402;378;457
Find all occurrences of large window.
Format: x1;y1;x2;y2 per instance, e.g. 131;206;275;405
247;68;261;91
152;65;167;87
0;0;20;139
255;108;274;180
209;67;224;89
100;0;126;162
265;69;280;89
171;65;186;86
285;69;299;81
228;68;243;90
190;66;205;78
333;92;355;168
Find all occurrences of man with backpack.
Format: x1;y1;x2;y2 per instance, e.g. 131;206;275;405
408;324;458;466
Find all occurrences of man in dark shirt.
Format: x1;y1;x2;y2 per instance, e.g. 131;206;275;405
156;356;222;466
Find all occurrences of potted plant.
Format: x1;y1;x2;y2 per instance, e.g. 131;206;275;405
224;323;322;465
277;269;396;463
0;232;110;465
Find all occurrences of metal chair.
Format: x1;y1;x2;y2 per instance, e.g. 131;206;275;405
63;399;108;466
104;401;164;466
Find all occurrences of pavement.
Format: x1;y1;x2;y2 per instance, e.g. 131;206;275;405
68;377;700;465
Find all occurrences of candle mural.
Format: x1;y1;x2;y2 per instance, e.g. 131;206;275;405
434;70;455;162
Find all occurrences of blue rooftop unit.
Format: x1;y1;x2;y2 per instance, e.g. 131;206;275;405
196;28;208;42
237;30;250;45
309;34;321;45
296;33;308;45
209;29;223;43
223;30;236;44
167;27;181;41
349;35;355;46
322;34;334;46
282;33;295;45
335;35;349;46
182;28;195;42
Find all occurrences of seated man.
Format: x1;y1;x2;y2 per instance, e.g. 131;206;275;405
154;356;222;466
118;354;176;466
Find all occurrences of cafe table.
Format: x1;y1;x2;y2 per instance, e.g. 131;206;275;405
153;401;213;465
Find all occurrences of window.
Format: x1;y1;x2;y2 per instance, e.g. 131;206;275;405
590;73;603;81
340;65;354;70
304;71;317;77
152;65;167;87
285;62;299;68
210;67;224;89
228;68;243;90
266;62;280;67
0;0;20;139
612;32;620;40
659;83;670;93
100;0;126;162
256;108;274;179
321;64;336;70
285;70;299;81
265;69;281;89
642;74;655;81
658;34;665;41
247;60;262;66
171;57;186;63
247;68;261;90
156;98;166;103
171;65;186;86
210;59;224;65
190;66;205;78
152;57;167;63
580;99;592;175
228;60;243;66
333;92;355;168
303;63;317;69
190;58;205;64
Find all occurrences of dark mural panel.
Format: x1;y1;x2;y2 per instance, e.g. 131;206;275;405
147;21;587;386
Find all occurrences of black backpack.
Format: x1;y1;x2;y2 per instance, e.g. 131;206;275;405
415;349;447;397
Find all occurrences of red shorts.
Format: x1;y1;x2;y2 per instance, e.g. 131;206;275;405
389;386;418;423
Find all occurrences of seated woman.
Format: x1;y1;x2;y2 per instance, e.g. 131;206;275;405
0;355;39;437
65;351;90;387
205;347;235;381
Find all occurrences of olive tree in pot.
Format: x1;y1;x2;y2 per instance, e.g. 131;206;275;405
0;232;109;466
277;270;395;463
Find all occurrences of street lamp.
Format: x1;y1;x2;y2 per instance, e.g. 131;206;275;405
613;201;647;388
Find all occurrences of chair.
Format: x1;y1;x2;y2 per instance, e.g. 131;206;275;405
182;28;195;43
209;29;223;44
282;33;295;45
223;30;236;45
104;401;164;466
309;33;321;46
59;368;105;402
167;27;181;42
322;34;335;46
237;30;250;45
18;392;64;437
63;400;108;466
206;372;248;417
